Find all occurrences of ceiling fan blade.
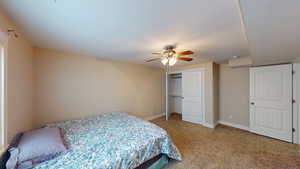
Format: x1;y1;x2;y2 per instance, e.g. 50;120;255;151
145;57;161;62
152;52;161;55
177;57;193;61
178;50;194;56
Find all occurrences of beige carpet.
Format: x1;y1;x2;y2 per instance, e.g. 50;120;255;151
151;114;300;169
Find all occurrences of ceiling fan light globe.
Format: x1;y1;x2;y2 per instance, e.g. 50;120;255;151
169;57;177;66
161;58;168;65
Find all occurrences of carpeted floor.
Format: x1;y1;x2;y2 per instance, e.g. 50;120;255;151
151;114;300;169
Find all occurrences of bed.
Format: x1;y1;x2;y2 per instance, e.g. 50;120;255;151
25;112;181;169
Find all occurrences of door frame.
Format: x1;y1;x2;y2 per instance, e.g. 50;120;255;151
0;29;8;149
165;72;169;120
294;63;300;144
166;68;206;124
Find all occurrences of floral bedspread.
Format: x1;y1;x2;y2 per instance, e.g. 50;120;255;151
33;112;182;169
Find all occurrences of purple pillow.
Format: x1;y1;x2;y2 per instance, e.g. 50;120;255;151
6;127;66;169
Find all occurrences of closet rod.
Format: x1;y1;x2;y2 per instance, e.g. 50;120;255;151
170;76;182;79
170;74;182;78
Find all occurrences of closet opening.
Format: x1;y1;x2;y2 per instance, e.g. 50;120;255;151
168;73;183;120
166;68;205;125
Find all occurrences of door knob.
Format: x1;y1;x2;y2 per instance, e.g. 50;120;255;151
250;102;255;105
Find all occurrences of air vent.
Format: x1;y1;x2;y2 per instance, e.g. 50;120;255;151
228;56;253;68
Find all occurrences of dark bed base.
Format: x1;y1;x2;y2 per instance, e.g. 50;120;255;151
0;150;9;169
134;154;164;169
1;151;166;169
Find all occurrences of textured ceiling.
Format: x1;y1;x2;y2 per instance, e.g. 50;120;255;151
0;0;250;67
240;0;300;65
1;0;298;67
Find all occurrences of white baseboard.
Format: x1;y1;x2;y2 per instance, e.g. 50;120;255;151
145;114;248;131
145;113;165;121
218;120;250;131
201;122;217;129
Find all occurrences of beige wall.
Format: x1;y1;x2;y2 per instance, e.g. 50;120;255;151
0;12;34;143
170;62;217;125
34;48;164;126
295;57;300;63
219;64;249;127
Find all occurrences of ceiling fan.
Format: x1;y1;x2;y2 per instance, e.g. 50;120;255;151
145;45;194;66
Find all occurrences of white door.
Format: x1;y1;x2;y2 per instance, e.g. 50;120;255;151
250;64;293;142
182;70;204;124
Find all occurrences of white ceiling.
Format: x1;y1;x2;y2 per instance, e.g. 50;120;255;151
0;0;299;67
240;0;300;65
0;0;250;66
